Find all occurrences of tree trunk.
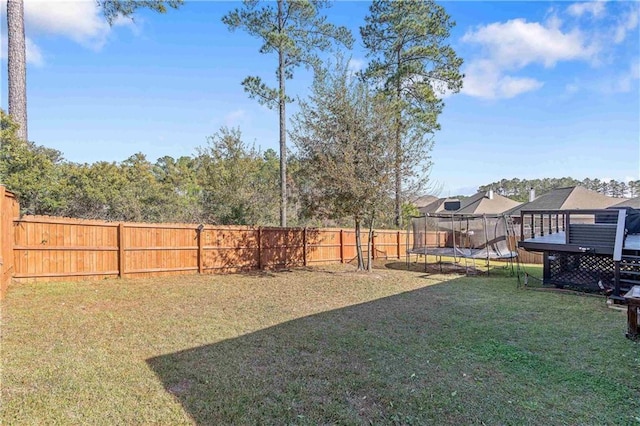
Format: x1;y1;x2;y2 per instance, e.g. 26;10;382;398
355;218;364;270
277;0;287;228
394;48;402;228
7;0;28;141
367;215;375;272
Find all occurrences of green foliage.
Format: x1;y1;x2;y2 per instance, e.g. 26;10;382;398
223;0;354;109
223;0;353;226
401;202;420;224
291;57;396;268
197;127;280;225
360;0;464;226
361;0;464;133
0;110;66;215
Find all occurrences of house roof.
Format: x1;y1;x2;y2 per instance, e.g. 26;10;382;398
456;191;521;214
412;194;439;209
418;197;459;214
612;196;640;209
506;186;623;216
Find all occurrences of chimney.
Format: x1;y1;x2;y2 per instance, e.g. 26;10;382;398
488;189;494;200
529;188;536;202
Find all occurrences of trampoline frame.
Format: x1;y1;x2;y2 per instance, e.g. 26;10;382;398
406;212;519;275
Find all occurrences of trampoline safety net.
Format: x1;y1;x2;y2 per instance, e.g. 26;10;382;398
409;214;517;260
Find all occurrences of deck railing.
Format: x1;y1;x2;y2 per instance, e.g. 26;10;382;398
520;209;623;246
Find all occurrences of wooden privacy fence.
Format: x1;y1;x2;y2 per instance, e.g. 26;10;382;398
1;188;20;297
9;215;418;284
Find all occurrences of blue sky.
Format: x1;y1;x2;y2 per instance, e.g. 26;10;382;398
1;0;638;196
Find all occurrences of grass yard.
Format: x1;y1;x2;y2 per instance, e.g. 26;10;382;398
1;263;639;425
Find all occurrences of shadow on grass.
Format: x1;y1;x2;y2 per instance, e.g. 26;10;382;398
146;269;596;425
146;281;462;425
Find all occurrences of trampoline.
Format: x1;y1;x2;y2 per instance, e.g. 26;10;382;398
407;213;518;274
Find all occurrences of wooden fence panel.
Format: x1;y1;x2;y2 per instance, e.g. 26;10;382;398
307;229;342;264
261;228;305;268
13;216;119;282
203;227;259;272
124;224;198;278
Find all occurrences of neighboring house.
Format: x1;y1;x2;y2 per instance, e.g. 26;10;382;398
418;190;520;215
612;196;640;209
506;186;623;218
456;190;521;215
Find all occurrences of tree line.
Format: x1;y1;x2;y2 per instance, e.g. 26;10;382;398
478;177;640;202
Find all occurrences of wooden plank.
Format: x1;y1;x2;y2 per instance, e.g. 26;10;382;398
118;223;125;278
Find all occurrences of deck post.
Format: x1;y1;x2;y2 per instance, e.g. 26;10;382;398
543;252;551;284
530;213;535;238
613;261;621;298
564;213;570;244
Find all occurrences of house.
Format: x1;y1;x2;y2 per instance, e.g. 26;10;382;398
455;190;521;215
418;197;461;214
506;186;623;218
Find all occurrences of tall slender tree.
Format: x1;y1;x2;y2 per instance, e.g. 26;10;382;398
361;0;463;227
222;0;353;227
7;0;27;141
4;0;182;143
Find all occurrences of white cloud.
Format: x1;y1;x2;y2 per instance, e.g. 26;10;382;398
23;0;114;50
599;61;640;94
462;60;543;100
223;109;247;127
461;17;601;100
1;0;141;55
613;6;639;43
565;82;580;94
26;37;44;66
347;58;364;75
462;18;597;69
567;2;606;19
0;33;44;66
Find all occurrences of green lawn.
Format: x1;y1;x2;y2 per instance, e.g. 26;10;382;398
1;263;638;425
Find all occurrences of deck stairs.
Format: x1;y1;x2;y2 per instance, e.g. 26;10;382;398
620;249;640;293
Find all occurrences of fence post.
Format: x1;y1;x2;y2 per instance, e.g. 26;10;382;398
339;229;344;263
397;230;401;259
118;223;125;278
197;225;204;274
303;227;307;267
257;227;262;270
371;232;376;260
